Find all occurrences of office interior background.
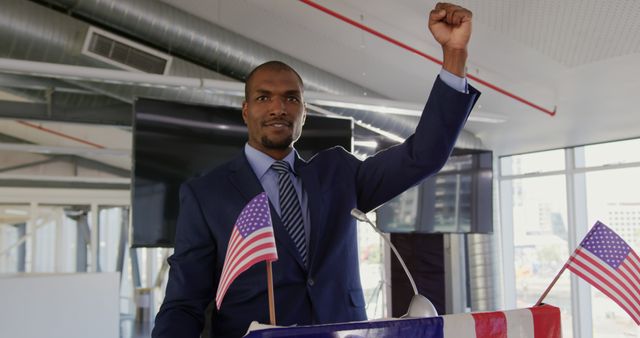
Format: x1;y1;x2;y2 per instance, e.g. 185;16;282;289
0;1;639;337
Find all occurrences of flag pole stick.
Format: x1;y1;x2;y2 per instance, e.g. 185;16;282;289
535;263;568;306
266;261;276;325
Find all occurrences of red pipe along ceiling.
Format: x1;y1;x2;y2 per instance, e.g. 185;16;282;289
17;120;106;149
298;0;556;117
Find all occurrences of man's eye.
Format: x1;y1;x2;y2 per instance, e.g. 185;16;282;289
256;96;268;101
287;97;300;103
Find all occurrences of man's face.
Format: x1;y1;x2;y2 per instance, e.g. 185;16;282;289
242;68;306;159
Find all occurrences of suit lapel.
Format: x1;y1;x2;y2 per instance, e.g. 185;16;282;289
227;153;262;203
228;153;306;271
295;156;326;271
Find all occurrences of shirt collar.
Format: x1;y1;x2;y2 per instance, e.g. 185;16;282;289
244;143;298;180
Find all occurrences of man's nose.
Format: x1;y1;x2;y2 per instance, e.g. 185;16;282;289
269;97;287;114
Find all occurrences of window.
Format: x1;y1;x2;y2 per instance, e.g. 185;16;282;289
576;138;640;168
357;212;388;319
584;167;640;336
501;173;573;338
98;206;128;272
500;149;564;176
500;137;640;338
0;204;29;273
0;205;96;273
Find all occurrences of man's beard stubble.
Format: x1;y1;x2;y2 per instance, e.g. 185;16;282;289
261;135;293;150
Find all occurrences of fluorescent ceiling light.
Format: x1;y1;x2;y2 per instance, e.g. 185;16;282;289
309;99;506;123
353;140;378;149
310;99;420;117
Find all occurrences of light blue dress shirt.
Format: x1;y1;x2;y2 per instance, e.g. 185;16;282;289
243;69;467;248
439;68;468;93
244;144;311;247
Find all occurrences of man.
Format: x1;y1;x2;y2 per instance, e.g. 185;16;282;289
153;3;479;337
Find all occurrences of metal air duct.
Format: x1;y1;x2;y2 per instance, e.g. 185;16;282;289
0;0;241;111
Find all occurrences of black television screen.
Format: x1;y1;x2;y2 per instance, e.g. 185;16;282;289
132;98;353;247
377;150;493;234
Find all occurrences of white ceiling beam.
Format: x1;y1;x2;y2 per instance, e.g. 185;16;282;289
0;58;505;123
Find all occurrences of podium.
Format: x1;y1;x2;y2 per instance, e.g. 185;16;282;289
245;304;561;338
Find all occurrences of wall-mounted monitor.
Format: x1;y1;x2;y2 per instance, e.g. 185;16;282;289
377;149;493;234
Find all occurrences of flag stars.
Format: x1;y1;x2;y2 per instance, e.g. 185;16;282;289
235;193;274;238
582;222;632;268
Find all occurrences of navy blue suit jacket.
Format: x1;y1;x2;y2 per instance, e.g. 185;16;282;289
153;77;480;338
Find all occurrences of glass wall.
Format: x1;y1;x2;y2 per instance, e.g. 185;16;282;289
0;204;95;274
500;138;640;338
0;204;29;273
501;150;573;338
578;142;640;337
357;212;387;319
0;189;138;338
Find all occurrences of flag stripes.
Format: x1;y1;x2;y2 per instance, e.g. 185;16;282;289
621;251;640;292
618;253;640;303
575;249;640;307
442;305;560;338
530;305;562;338
223;228;276;275
443;312;476;337
216;227;277;308
472;311;506;338
567;248;640;324
504;308;535;338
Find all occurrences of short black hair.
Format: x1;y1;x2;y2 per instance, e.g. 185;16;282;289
244;61;304;99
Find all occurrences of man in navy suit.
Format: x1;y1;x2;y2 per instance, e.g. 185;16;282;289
153;3;479;337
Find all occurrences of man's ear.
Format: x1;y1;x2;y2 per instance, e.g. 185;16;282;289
241;101;248;124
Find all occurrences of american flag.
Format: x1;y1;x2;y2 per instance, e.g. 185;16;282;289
216;192;278;310
246;305;563;337
566;221;640;325
442;305;561;338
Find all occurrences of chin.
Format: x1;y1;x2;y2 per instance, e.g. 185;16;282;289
261;136;293;150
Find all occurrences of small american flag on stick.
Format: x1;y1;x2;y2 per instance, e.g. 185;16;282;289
566;221;640;325
216;192;278;310
537;221;640;325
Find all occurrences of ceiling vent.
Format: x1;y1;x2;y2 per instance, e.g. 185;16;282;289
82;27;172;75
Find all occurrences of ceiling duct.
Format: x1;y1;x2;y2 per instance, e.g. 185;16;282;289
0;0;241;111
40;0;376;97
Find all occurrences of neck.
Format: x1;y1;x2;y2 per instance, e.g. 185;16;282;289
265;149;291;160
248;143;293;160
258;145;293;160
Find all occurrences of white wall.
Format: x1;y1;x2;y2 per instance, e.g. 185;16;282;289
0;273;119;338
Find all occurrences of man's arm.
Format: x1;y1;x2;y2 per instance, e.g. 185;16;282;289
352;3;479;212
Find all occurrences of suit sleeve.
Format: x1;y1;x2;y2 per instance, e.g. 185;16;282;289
354;76;480;212
152;182;217;338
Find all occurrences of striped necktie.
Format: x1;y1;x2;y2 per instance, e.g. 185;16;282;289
271;160;308;266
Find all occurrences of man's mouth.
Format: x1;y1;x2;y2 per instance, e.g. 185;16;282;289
263;120;291;128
